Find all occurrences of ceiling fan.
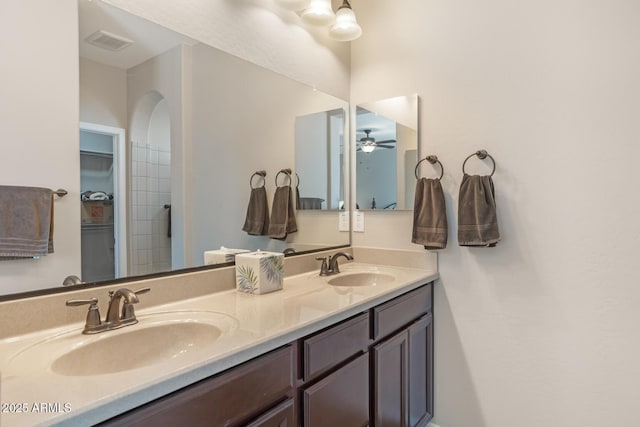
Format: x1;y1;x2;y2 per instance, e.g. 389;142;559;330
357;129;396;152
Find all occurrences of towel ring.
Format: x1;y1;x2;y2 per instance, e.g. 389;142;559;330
275;168;292;187
250;170;266;189
462;150;496;177
54;189;68;198
415;155;444;180
295;173;300;188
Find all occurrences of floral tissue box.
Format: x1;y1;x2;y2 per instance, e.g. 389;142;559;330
235;250;284;295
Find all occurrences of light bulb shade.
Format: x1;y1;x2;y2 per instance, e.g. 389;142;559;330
301;0;336;26
275;0;311;11
361;143;375;153
329;5;362;41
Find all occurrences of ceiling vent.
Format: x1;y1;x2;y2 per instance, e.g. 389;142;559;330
85;30;134;51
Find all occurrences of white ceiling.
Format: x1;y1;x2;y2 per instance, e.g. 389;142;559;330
78;0;198;70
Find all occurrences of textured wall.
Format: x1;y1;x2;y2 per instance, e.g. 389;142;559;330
351;0;640;426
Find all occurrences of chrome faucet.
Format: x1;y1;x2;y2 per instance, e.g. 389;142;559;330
316;252;354;276
66;287;150;334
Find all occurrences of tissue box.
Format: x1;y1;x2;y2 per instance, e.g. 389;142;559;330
235;251;284;295
204;247;250;265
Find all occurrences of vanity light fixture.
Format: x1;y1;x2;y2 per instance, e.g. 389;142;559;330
301;0;336;26
329;0;362;41
276;0;362;42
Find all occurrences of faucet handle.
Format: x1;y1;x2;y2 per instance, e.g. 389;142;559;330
121;288;151;320
65;298;98;307
316;257;330;276
66;298;101;329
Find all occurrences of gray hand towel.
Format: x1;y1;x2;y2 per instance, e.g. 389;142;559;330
242;186;270;235
457;174;500;247
412;178;448;249
0;186;54;259
268;186;297;240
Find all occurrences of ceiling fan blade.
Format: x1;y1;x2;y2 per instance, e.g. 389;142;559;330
376;139;396;144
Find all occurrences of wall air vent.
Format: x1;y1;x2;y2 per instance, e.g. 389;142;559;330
85;30;134;51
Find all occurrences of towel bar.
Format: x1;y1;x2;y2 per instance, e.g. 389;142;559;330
462;150;496;176
54;189;68;198
250;171;267;188
415;155;444;180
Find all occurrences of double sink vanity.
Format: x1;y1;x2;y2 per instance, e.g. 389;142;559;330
0;247;437;426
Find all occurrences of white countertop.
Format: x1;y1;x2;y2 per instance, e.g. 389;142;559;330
0;262;438;426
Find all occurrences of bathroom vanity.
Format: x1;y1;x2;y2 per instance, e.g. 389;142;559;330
0;248;437;426
102;284;433;427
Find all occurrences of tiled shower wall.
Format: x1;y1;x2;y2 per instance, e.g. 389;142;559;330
130;141;171;275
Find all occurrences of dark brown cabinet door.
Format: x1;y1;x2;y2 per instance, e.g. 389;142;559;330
302;353;369;427
373;312;433;427
246;399;295;427
100;346;294;427
408;313;433;427
373;329;409;427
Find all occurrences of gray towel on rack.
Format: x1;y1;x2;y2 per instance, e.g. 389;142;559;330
458;174;500;247
242;186;270;235
412;178;448;249
268;186;297;240
0;186;54;259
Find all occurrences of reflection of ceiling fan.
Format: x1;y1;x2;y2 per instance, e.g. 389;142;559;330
357;129;396;153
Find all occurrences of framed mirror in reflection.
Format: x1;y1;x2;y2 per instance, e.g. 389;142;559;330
355;94;419;211
295;108;346;211
0;0;349;299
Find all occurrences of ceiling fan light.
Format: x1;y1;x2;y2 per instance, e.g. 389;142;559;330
361;144;376;153
275;0;311;11
329;1;362;41
301;0;336;26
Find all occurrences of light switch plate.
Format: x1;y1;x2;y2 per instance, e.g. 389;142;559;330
353;211;365;232
338;211;349;231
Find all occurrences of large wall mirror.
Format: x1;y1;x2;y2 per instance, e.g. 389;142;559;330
355;94;419;210
0;0;349;299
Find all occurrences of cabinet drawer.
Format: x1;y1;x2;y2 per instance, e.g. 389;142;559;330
302;353;369;427
101;345;294;427
246;398;295;427
302;312;369;381
372;284;432;341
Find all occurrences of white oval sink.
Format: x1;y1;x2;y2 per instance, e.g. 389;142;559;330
8;311;237;377
328;272;395;287
52;321;221;376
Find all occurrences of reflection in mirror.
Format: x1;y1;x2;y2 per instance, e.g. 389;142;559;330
0;1;350;299
295;109;345;211
355;94;419;210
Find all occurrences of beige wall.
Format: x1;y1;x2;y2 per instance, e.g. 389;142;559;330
0;0;80;294
79;57;127;129
351;0;640;426
189;44;348;264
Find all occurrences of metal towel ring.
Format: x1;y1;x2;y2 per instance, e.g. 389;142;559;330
275;168;292;187
462;150;496;176
250;170;266;189
414;155;444;180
